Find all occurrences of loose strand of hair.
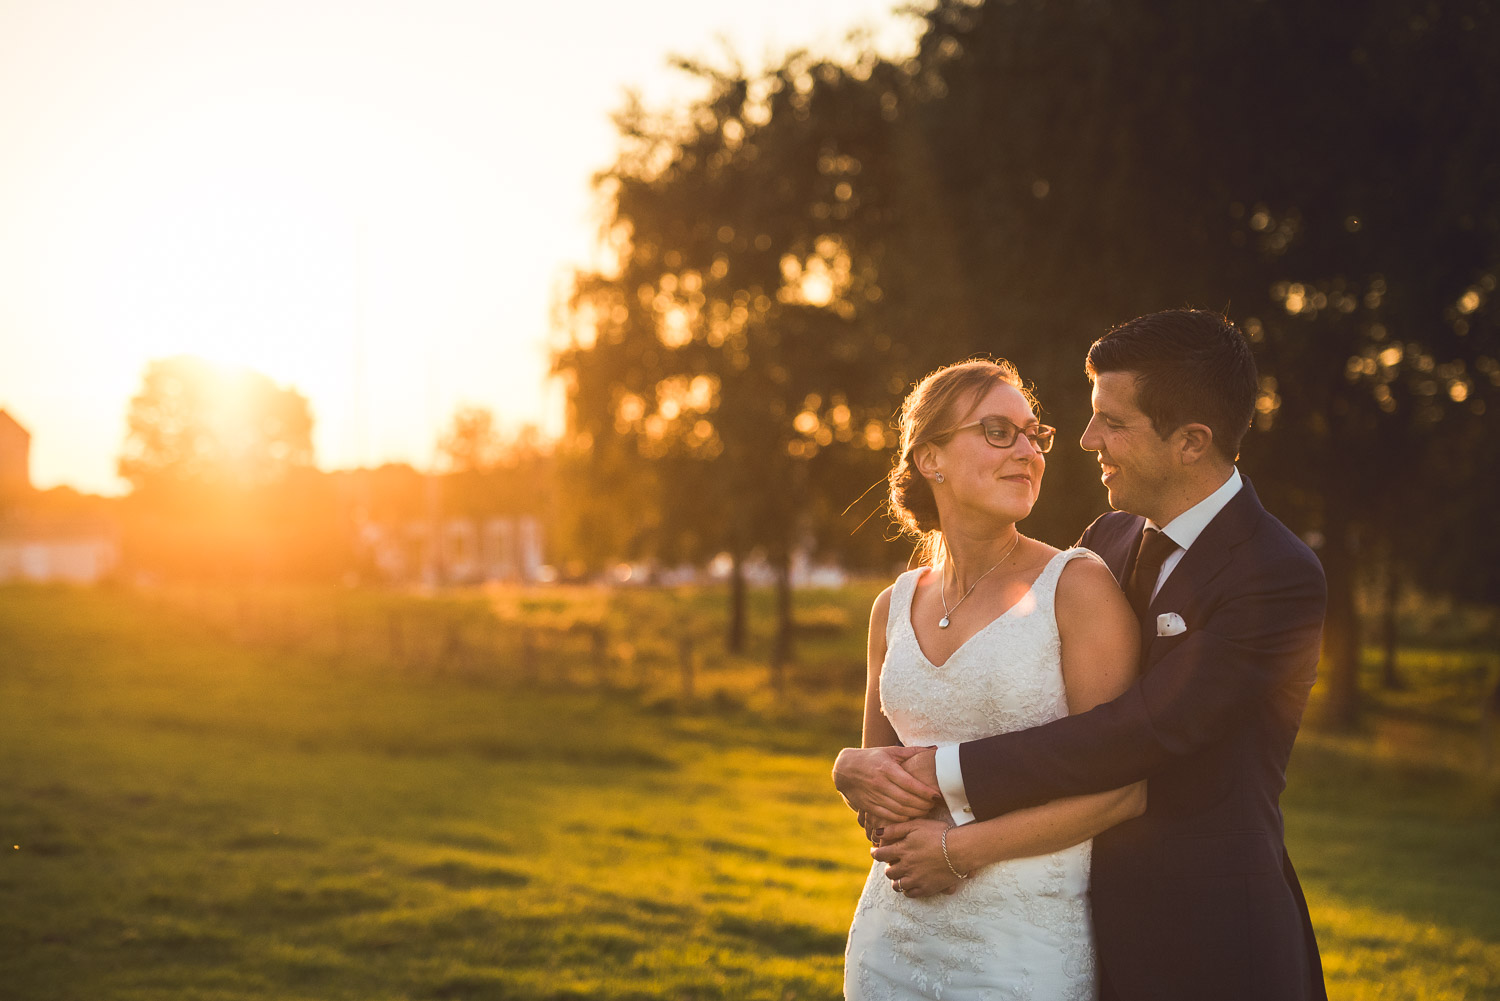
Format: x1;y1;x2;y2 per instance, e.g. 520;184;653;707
840;474;888;519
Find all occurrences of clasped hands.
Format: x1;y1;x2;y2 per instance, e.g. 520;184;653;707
832;745;963;898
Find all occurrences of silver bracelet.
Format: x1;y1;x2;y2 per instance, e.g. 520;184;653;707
941;824;969;879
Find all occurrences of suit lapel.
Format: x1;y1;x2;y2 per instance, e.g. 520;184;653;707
1146;477;1267;640
1096;513;1145;586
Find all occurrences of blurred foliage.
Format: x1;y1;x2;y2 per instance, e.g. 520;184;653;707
119;356;314;491
555;48;944;656
558;0;1500;725
119;468;351;582
113;391;557;583
114;357;343;580
437;405;507;473
434;410;554;521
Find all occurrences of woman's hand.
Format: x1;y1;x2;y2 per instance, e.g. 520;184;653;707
870;819;963;898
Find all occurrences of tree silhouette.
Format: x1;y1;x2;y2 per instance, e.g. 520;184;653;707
556;0;1498;716
116;356;338;580
907;0;1500;726
119;356;314;492
437;405;505;474
557;52;932;666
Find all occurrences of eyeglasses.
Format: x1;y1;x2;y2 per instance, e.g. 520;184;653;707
932;416;1056;454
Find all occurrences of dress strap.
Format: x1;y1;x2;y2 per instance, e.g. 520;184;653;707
1031;547;1107;617
885;567;926;649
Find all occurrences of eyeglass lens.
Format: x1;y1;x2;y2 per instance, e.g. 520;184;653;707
982;418;1054;453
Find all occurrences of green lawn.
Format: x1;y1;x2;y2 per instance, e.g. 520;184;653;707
2;585;1497;1000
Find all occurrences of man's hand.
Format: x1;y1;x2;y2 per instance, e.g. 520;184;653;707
899;743;939;795
833;745;941;824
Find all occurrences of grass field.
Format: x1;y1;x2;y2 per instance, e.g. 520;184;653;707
2;584;1498;1000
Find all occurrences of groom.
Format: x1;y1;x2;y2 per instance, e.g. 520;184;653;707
835;309;1328;1001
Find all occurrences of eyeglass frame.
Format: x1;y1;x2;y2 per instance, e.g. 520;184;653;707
925;415;1056;454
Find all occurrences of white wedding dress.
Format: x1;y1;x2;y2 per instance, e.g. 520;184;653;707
845;548;1100;1001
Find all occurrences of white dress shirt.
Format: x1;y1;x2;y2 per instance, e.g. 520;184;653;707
934;467;1244;825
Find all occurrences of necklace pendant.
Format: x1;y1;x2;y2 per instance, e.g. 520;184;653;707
939;616;951;629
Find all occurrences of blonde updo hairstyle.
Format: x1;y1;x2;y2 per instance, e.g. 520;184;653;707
888;358;1039;567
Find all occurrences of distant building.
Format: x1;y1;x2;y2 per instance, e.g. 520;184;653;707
0;409;30;498
356;515;546;585
0;410;120;584
0;514;120;584
337;463;550;587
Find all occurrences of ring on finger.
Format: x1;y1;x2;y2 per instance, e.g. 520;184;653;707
894;878;903;893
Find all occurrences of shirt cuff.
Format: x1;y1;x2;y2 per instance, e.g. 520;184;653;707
935;743;974;826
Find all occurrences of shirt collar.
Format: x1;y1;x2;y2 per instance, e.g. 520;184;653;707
1146;467;1243;552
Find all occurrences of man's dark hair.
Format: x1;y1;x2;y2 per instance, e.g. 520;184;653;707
1086;309;1258;461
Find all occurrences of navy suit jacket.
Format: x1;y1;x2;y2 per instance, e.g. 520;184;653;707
957;477;1328;1001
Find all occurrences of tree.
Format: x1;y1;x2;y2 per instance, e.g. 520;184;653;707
555;0;1499;715
557;51;937;667
118;356;314;492
1179;0;1499;724
905;0;1500;726
438;405;505;473
436;409;555;522
116;356;338;580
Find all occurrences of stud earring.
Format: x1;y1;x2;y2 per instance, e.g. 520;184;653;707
935;472;945;483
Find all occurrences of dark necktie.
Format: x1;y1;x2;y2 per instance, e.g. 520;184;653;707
1127;527;1179;617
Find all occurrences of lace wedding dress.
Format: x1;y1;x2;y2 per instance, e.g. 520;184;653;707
845;548;1100;1001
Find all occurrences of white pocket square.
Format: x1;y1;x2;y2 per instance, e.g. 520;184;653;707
1156;612;1187;637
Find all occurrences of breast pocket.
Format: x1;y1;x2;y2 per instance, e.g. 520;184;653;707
1143;630;1190;671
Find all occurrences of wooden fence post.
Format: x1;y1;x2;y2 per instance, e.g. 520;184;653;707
439;618;463;677
388;610;405;668
1482;667;1500;777
332;605;348;663
591;624;610;688
521;626;538;685
678;633;696;700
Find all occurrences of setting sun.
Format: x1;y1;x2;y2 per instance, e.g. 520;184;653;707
0;0;922;493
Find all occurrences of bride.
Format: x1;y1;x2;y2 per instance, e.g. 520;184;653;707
837;359;1142;1001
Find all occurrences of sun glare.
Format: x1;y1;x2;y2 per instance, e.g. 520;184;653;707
0;0;923;494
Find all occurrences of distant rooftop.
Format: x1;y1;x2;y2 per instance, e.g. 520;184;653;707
0;409;30;439
0;408;32;496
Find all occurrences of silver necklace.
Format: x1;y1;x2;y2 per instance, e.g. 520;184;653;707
940;533;1022;628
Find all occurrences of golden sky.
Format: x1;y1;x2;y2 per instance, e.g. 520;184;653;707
0;0;922;494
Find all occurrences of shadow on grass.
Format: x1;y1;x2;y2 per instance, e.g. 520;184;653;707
412;860;530;889
587;824;860;876
1285;736;1500;946
425;977;665;1001
214;880;396;928
713;913;847;958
